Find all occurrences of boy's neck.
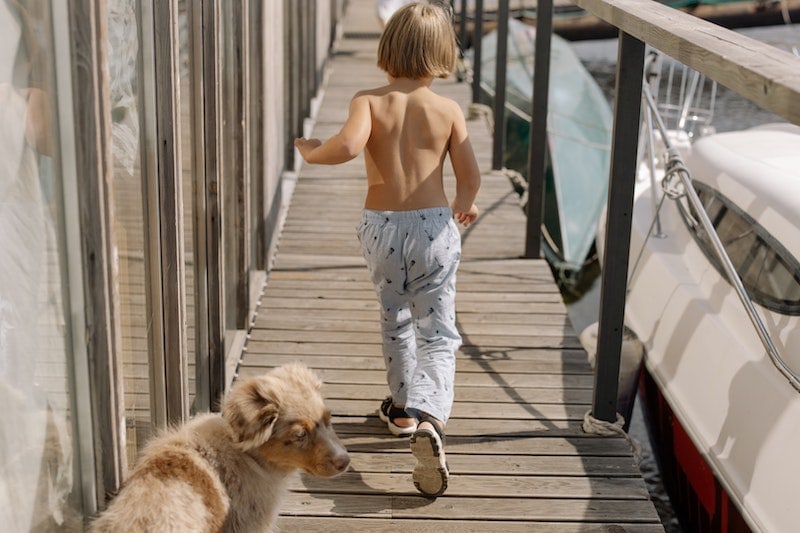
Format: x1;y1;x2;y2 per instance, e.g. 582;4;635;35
387;76;434;90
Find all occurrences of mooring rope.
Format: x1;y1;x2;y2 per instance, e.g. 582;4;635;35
583;410;643;465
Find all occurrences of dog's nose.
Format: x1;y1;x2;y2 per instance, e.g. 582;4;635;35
333;451;350;472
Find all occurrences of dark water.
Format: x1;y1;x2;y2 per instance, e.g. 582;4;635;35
563;24;799;533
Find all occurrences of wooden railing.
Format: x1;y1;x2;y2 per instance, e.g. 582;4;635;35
461;0;800;423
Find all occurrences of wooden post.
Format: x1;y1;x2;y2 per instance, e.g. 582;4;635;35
230;0;250;331
592;31;645;423
459;0;468;52
140;0;189;427
491;0;509;170
524;0;553;259
471;0;483;104
67;0;126;500
187;0;211;413
249;0;266;271
201;0;226;412
147;0;189;426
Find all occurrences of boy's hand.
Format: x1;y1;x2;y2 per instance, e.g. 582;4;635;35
452;203;479;227
294;137;321;161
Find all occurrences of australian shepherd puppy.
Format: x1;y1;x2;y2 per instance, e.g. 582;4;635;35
91;363;350;532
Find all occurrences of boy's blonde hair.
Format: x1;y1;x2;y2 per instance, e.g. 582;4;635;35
377;2;457;80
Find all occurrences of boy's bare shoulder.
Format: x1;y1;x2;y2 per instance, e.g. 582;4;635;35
438;94;464;113
353;85;392;98
350;86;465;122
429;92;466;121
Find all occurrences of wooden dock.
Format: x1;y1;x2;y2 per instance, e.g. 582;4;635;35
239;1;663;530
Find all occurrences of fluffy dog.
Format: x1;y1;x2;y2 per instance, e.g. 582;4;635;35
91;363;350;532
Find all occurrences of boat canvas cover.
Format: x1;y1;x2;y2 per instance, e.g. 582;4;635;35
478;18;613;268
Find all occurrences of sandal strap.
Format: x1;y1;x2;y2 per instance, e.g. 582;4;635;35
381;397;412;422
417;414;446;444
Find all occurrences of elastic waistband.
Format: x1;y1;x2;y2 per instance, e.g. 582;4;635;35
361;207;452;223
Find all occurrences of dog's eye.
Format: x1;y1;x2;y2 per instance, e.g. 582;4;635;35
295;429;307;441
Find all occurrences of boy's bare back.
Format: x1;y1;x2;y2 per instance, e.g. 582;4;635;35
295;76;480;225
358;79;461;211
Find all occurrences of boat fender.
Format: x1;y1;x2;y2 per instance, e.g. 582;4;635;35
579;322;646;445
467;103;494;131
579;322;644;386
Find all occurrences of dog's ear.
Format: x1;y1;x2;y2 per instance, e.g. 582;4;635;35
223;377;279;450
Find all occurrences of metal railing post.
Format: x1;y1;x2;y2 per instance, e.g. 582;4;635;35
471;0;484;104
459;0;468;51
491;0;510;170
524;0;553;258
592;31;645;423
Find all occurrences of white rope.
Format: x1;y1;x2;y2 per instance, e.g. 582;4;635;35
583;410;643;465
498;167;527;206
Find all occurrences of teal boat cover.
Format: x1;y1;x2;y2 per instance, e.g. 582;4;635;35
476;18;612;270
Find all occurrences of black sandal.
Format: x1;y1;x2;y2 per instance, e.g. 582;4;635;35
409;414;449;497
378;397;418;436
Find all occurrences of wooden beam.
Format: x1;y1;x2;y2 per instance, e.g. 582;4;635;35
201;0;226;411
186;0;211;413
140;0;189;426
67;0;126;501
574;0;800;125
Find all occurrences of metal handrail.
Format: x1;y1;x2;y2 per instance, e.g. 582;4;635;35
642;84;800;393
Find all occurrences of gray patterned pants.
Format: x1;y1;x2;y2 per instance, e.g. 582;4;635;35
356;207;462;423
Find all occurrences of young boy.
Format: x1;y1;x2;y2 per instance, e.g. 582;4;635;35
294;1;480;497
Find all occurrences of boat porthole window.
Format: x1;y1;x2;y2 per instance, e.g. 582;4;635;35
677;181;800;316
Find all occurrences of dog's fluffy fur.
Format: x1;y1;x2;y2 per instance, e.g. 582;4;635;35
91;363;350;532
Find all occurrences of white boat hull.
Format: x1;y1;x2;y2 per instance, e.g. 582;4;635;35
598;124;800;532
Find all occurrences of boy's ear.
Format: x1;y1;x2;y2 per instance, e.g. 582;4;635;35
223;377;279;450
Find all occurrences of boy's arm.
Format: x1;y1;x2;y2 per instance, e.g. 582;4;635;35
448;103;481;227
294;94;371;164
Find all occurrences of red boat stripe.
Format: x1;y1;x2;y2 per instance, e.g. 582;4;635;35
672;415;716;515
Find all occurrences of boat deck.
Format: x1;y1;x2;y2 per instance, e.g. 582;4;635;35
237;1;663;530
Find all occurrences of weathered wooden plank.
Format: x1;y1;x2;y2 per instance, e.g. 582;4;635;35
242;339;587;360
276;517;666;532
253;314;574;335
238;353;592;376
248;325;577;342
322;383;594;404
272;254;367;269
260;287;567;303
326;398;590;421
280;493;660;522
337;435;632;457
260;295;569;315
311;452;640;477
237;367;595;389
332;416;589;438
291;471;649;498
247;329;581;348
266;274;561;290
238;352;592;374
253;308;571;326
